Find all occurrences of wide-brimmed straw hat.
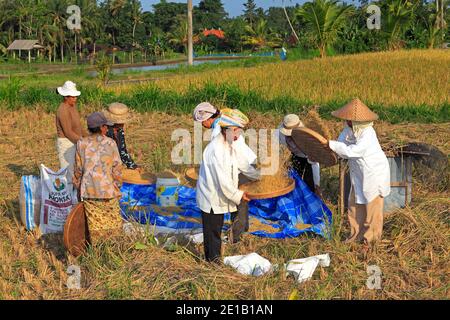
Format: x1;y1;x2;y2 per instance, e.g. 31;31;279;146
279;114;304;136
103;102;131;124
57;81;81;97
331;98;378;121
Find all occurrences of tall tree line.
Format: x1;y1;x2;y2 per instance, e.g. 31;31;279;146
0;0;448;63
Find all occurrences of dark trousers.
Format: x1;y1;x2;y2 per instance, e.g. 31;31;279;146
202;210;238;262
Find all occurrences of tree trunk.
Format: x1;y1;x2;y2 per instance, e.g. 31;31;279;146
188;0;194;66
282;4;300;43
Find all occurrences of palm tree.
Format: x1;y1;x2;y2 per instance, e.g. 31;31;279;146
382;0;418;50
168;15;189;54
296;0;354;58
129;0;143;64
48;0;68;62
242;19;282;50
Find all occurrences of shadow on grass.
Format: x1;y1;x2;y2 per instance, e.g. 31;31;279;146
7;164;39;178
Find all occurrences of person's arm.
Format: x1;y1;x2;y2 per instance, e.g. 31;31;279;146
111;143;123;190
211;154;244;206
72;142;82;192
329;130;371;159
59;107;81;144
117;129;138;169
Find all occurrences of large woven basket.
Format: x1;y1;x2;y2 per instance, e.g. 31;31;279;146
63;203;90;257
185;167;199;183
240;178;295;200
122;168;156;185
291;127;338;168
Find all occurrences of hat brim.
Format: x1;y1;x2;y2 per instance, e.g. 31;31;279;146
279;127;293;136
104;110;131;124
57;87;81;97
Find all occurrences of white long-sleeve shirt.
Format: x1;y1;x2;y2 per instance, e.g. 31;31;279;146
279;132;321;187
196;133;260;214
329;126;390;204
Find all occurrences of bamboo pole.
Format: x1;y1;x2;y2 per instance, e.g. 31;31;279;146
338;159;346;233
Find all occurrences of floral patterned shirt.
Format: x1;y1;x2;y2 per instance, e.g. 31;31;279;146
73;134;123;199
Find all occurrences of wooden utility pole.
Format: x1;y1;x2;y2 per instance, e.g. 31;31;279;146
187;0;194;66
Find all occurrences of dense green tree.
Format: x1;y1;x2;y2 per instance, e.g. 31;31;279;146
243;0;258;27
195;0;227;30
296;0;354;57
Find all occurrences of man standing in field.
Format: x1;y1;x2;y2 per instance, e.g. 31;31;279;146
55;81;84;195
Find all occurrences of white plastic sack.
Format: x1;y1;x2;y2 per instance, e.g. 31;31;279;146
39;164;74;234
19;176;42;231
224;253;272;277
285;254;330;283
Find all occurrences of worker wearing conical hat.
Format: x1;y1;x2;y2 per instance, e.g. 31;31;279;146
196;109;260;262
328;98;390;244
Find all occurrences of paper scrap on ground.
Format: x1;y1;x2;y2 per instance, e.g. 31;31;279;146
224;253;272;276
186;233;203;244
285;254;331;283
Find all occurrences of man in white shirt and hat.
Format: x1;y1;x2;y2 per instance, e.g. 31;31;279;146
196;109;260;262
328;98;390;244
193;102;258;243
279;114;321;196
55;81;84;194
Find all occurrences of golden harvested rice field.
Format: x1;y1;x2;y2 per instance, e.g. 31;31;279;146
0;109;448;300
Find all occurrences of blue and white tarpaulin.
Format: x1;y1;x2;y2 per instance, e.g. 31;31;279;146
120;170;333;239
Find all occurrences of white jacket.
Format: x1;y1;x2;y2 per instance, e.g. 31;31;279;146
196;133;260;214
329;126;390;204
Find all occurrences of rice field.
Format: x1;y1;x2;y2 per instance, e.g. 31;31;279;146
112;49;450;109
0;49;449;300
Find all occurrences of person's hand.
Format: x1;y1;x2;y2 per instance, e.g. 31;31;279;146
242;192;251;202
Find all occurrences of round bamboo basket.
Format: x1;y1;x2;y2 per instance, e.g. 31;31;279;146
122;168;156;185
291;127;338;168
240;178;295;200
63;203;90;257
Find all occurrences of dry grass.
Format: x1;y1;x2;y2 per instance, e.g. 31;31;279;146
0;109;449;300
110;49;450;108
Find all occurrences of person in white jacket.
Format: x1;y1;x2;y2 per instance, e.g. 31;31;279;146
328;98;390;244
193;102;257;243
196;109;260;262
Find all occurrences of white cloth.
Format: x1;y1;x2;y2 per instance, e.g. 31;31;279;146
196;133;260;214
285;254;330;283
279;132;321;187
329;126;390;204
212;124;257;165
224;253;272;276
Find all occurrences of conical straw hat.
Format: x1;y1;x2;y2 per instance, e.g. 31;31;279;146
331;98;378;121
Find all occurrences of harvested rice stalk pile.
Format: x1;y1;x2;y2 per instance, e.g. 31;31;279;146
303;107;332;140
240;146;292;194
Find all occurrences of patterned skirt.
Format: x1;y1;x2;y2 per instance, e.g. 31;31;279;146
83;198;123;245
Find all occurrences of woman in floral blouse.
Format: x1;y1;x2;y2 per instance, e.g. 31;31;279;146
73;112;123;245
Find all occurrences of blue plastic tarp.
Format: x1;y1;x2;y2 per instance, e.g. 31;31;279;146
120;170;332;239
